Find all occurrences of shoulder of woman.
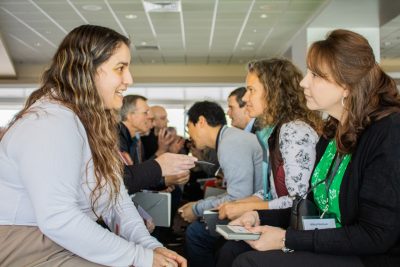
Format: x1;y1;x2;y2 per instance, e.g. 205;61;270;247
279;120;319;142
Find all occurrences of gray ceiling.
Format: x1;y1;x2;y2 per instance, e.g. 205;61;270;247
0;0;399;80
0;0;328;65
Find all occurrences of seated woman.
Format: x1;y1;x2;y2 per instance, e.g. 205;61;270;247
0;25;192;267
218;58;322;220
217;29;400;267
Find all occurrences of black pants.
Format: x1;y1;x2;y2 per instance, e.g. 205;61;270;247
216;240;364;267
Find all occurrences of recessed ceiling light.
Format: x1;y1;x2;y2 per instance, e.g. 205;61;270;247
384;41;392;46
247;41;255;46
253;29;257;33
143;1;181;13
141;41;147;46
82;5;102;11
260;14;268;19
34;42;41;47
125;14;137;19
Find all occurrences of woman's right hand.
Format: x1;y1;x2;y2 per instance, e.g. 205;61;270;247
152;247;187;267
228;210;260;229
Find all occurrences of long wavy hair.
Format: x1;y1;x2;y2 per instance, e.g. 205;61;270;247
247;58;322;133
9;25;130;213
307;29;400;154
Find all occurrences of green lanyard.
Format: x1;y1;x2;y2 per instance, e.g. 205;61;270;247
311;140;351;226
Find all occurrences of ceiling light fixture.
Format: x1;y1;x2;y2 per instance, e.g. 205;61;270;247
247;41;254;46
260;14;268;19
143;0;181;13
125;14;137;19
384;41;392;46
82;5;102;11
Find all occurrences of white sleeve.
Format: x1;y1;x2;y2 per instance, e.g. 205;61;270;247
102;184;163;250
268;121;318;210
11;111;158;267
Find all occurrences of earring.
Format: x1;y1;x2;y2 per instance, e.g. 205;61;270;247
341;96;346;107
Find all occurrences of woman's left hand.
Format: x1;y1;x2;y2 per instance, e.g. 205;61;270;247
245;225;286;251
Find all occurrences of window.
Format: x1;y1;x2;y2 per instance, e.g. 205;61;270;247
0;109;19;127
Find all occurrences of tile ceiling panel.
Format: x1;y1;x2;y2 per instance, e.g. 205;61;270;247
104;2;144;13
381;15;400;59
4;0;396;68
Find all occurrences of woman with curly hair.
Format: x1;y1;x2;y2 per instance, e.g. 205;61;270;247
218;58;322;220
185;58;321;267
217;29;400;267
0;25;192;267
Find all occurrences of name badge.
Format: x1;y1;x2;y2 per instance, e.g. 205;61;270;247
302;216;336;230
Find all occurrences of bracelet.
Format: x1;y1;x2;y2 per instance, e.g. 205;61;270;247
281;237;294;253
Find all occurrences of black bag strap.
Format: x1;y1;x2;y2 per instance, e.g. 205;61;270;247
298;152;339;199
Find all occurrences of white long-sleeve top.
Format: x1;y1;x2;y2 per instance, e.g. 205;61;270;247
0;99;162;267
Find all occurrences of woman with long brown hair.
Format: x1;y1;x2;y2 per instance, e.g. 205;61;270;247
0;25;189;267
217;29;400;267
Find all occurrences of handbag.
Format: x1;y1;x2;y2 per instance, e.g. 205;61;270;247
290;194;319;230
290;152;342;230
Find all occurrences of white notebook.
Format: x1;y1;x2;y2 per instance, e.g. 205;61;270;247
216;225;261;240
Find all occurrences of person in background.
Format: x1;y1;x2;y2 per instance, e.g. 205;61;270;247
141;105;180;160
179;101;263;267
119;95;192;195
119;96;188;247
227;87;257;133
217;29;400;267
0;24;188;267
218;58;321;221
119;95;152;165
164;126;187;155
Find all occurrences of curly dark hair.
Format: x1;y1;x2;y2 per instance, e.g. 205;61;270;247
307;29;400;154
247;58;322;133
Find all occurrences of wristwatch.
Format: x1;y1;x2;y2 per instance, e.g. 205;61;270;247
281;237;294;253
